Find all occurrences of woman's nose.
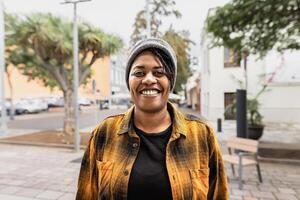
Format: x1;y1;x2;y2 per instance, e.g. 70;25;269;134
142;72;157;85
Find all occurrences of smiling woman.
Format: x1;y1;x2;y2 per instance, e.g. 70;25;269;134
76;38;229;200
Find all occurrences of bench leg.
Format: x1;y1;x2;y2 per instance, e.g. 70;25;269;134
228;148;236;177
231;164;235;177
239;155;243;190
256;164;263;183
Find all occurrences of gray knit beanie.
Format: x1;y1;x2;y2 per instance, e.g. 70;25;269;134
125;37;177;91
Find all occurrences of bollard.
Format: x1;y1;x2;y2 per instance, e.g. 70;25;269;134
217;118;222;132
236;89;247;138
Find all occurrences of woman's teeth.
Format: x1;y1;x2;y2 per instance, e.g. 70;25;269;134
141;90;158;95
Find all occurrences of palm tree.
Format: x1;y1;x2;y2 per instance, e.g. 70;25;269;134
6;13;123;135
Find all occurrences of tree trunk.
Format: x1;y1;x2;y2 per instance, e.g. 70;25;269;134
63;89;74;135
6;67;15;120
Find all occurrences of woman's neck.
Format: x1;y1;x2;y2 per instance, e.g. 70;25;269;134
134;107;171;134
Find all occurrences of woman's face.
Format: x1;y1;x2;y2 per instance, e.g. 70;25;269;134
129;51;170;113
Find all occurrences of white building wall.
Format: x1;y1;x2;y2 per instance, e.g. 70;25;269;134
200;31;300;123
200;35;245;120
259;84;300;123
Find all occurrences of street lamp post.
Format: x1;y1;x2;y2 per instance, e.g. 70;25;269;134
61;0;91;151
0;0;7;135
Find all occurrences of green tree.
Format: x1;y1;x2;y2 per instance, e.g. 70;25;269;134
131;0;181;43
6;13;122;135
131;0;192;93
206;0;300;57
163;29;191;92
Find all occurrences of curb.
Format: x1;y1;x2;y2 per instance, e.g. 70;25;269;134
0;140;87;150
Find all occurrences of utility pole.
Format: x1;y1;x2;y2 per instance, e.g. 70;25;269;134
61;0;91;151
0;0;7;135
145;0;151;38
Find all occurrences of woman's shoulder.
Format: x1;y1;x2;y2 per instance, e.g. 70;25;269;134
94;112;128;132
183;113;208;123
181;112;215;136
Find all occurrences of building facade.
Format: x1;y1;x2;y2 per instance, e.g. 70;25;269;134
4;56;112;102
200;29;300;124
109;50;128;96
186;70;201;112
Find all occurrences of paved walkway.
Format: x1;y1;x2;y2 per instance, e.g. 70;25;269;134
0;144;81;200
0;108;300;199
0;143;299;200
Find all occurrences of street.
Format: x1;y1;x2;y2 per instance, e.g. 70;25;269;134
6;107;126;131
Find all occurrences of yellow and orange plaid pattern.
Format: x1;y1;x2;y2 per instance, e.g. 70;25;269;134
76;102;228;200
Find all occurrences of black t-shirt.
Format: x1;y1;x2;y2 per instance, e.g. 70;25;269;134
127;124;173;200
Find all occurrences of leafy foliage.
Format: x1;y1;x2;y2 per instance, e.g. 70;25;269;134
131;0;192;93
224;85;268;126
206;0;300;57
6;13;123;91
163;30;191;92
5;12;123;134
247;98;262;126
131;0;181;43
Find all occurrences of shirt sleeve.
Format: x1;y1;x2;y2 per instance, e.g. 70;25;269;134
76;133;99;200
207;127;229;200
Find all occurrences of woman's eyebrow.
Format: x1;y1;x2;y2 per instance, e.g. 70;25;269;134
131;65;145;70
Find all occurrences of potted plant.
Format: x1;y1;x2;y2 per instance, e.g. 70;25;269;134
247;97;264;139
224;85;267;140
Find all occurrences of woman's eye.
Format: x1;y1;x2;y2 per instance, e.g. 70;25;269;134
153;70;165;77
132;71;144;77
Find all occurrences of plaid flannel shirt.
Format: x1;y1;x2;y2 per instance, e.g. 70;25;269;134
76;102;228;200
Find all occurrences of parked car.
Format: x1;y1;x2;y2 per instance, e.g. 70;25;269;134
110;93;132;109
15;98;48;114
78;97;91;106
99;100;109;110
42;96;64;107
0;101;11;116
0;100;26;115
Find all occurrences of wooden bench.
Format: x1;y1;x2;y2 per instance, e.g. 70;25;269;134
223;137;263;189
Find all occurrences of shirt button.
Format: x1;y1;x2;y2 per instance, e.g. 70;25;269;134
123;169;129;176
132;143;138;148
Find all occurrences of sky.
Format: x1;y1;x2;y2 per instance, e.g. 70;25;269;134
3;0;230;58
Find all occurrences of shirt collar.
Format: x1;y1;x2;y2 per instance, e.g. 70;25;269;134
117;101;188;138
118;105;135;135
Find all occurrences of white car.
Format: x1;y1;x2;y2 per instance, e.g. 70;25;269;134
16;98;48;114
78;97;91;106
42;96;64;107
0;101;11;116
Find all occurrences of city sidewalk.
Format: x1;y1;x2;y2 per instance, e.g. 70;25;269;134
0;142;299;199
0;108;299;199
0;144;81;200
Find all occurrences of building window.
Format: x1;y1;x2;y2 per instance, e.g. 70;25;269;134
224;92;236;120
224;48;240;68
